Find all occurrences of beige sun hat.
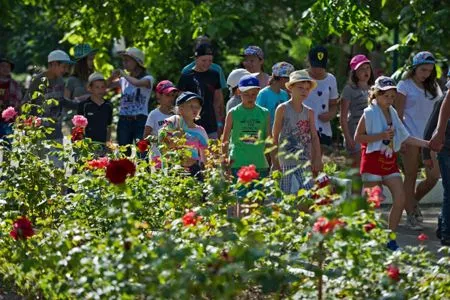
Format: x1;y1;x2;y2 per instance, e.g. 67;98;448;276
285;69;317;90
118;47;145;68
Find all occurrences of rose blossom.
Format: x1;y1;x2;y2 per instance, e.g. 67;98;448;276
386;265;400;281
182;211;202;226
364;186;384;208
24;116;42;127
312;216;344;235
10;216;34;240
136;139;149;153
87;157;109;169
363;223;376;232
417;233;428;241
71;126;84;142
71;115;88;128
105;158;136;184
236;165;259;183
1;106;17;122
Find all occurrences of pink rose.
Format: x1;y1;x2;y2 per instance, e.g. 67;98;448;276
1;106;17;122
72;115;88;128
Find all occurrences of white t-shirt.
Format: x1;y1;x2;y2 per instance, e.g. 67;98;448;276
119;75;154;116
145;107;172;156
397;78;443;138
303;73;339;137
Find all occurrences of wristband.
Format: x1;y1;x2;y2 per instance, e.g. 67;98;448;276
217;121;224;127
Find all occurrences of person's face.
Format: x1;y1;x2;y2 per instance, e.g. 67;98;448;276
50;62;67;77
243;55;263;73
0;62;12;77
240;88;260;104
279;77;289;90
376;89;397;108
195;55;213;72
122;55;138;72
355;63;372;83
158;92;176;108
87;54;95;70
89;80;107;97
289;81;312;99
180;99;202;120
414;64;434;83
309;67;326;79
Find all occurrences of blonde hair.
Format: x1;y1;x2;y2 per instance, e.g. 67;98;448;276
367;86;387;105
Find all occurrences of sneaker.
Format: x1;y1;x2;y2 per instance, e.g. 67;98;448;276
406;214;423;231
413;205;424;223
387;240;400;251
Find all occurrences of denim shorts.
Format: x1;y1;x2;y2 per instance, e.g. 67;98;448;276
361;172;401;182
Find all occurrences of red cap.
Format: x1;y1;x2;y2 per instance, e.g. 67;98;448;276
350;54;371;71
155;80;178;95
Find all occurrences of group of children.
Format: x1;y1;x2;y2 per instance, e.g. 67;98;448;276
1;43;450;249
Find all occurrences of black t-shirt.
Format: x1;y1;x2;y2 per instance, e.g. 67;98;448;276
178;69;221;133
77;97;113;143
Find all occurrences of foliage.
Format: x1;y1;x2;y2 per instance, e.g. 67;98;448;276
1;111;449;299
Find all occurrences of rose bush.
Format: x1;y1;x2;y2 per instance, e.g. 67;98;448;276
0;108;449;299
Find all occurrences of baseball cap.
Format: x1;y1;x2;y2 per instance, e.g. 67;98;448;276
118;47;145;68
194;43;213;57
227;68;251;89
374;76;397;91
74;44;98;61
350;54;371;71
48;50;74;64
88;72;105;85
272;62;295;77
175;91;204;106
0;57;14;70
308;46;328;68
156;80;178;95
242;46;264;60
285;69;317;90
412;51;435;67
238;75;260;92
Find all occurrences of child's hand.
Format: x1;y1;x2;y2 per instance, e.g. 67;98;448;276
111;69;121;79
381;128;394;140
271;160;281;172
423;159;433;169
312;159;323;173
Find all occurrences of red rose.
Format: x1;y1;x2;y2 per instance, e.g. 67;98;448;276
316;174;330;189
10;216;34;240
87;157;109;169
182;211;201;226
105;158;136;184
71;126;85;142
236;165;259;183
417;233;428;241
312;217;344;235
386;265;400;281
364;186;384;208
24;116;42;127
136;139;149;153
363;223;376;232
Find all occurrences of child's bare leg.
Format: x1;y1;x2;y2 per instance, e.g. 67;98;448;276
383;176;405;231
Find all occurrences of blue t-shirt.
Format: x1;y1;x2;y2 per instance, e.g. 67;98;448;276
182;62;227;89
256;86;289;128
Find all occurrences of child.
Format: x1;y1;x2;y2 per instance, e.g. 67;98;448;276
395;51;442;230
159;91;208;179
272;70;322;194
303;46;339;150
354;76;429;251
225;68;251;113
340;54;374;167
77;72;113;147
424;90;450;246
257;62;294;128
143;80;178;158
241;46;270;88
222;75;270;177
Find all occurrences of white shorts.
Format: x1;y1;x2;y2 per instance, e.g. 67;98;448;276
361;172;401;182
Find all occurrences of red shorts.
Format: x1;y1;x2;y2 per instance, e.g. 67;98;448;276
360;144;399;176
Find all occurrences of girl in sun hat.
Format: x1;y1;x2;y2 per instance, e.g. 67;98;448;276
340;54;375;168
395;51;443;230
107;47;154;156
272;70;322;194
65;43;98;101
242;45;270;88
355;76;430;250
257;62;294;128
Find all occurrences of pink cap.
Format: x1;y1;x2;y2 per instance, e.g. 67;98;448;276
350;54;371;71
155;80;178;95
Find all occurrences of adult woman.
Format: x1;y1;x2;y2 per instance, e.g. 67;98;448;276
395;51;443;230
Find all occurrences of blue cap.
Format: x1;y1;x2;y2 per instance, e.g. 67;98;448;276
175;91;203;106
412;51;435;67
238;75;260;92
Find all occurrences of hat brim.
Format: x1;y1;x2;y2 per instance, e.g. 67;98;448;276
378;86;397;91
286;79;317;91
159;87;179;95
75;49;98;61
118;52;145;68
352;60;371;71
239;86;261;92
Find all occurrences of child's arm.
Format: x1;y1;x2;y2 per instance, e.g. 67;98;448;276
271;105;285;171
309;108;322;173
354;116;394;143
106;70;121;89
430;92;450;151
405;136;428;148
143;126;153;140
221;112;233;166
394;93;406;120
214;89;225;137
340;98;355;149
122;73;152;88
423;100;441;161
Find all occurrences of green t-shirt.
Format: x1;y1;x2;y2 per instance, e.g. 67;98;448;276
229;104;269;169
